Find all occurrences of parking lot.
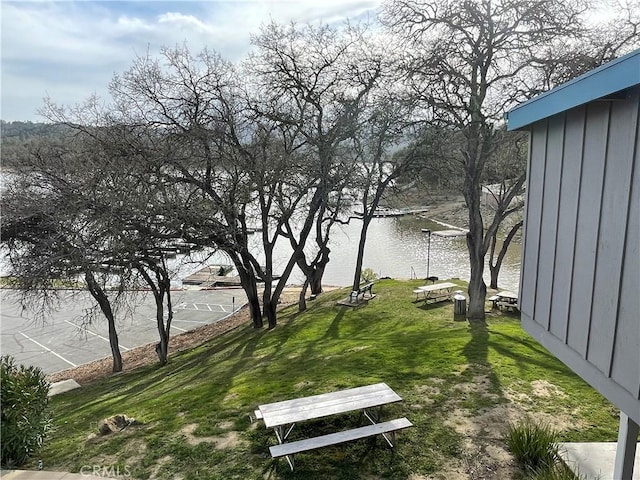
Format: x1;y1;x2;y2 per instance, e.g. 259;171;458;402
0;288;247;374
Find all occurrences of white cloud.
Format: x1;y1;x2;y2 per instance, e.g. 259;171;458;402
0;0;382;121
158;12;215;33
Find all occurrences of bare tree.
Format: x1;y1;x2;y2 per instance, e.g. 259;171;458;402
248;21;384;315
382;0;590;319
98;46;271;328
483;129;527;289
530;0;640;92
1;136;132;372
348;95;431;292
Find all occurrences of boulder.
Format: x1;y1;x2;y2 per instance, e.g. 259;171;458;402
98;414;140;435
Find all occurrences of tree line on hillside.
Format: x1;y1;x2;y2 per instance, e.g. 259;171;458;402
2;0;638;372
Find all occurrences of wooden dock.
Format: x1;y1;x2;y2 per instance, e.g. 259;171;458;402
183;265;241;287
432;229;468;238
182;265;280;287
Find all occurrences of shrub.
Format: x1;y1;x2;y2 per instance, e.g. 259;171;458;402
506;418;560;474
532;463;582;480
1;355;52;467
360;268;379;283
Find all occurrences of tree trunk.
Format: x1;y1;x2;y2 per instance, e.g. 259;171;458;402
309;257;327;295
466;222;488;320
468;243;488;320
298;278;309;312
264;300;277;329
464;145;487;320
488;230;499;290
84;271;123;372
489;220;523;289
489;261;499;291
154;289;170;365
231;254;263;328
138;264;172;365
467;210;487;320
352;215;373;292
296;247;328;308
106;318;123;373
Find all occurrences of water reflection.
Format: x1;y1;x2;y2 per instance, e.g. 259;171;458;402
315;215;521;292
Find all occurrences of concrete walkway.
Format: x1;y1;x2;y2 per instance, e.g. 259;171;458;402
1;471;96;479
560;442;639;479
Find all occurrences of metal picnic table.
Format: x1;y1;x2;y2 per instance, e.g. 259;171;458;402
414;281;458;303
255;383;412;470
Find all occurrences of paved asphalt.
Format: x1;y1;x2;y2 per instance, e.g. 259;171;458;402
0;288;247;374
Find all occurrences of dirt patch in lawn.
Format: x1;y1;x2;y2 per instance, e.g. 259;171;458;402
180;423;246;450
531;379;567;398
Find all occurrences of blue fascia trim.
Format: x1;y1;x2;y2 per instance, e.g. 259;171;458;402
506;49;640;131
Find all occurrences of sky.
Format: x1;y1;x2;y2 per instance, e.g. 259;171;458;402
0;0;382;122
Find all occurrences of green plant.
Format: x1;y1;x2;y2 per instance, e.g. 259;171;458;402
506;418;560;474
531;462;581;479
1;355;52;467
40;280;621;478
360;268;378;283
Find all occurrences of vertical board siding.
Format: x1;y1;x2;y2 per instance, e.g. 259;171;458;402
609;96;640;399
550;107;585;342
536;115;565;331
520;121;548;322
587;98;638;375
566;102;610;356
519;88;640;425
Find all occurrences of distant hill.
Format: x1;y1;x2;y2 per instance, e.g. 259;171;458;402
1;120;68;141
0;121;69;169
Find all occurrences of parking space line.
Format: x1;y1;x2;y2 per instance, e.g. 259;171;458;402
63;320;130;351
147;318;187;333
18;332;76;367
177;303;235;312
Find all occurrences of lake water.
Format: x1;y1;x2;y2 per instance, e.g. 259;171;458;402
1;171;520;291
0;166;521;291
187;214;522;292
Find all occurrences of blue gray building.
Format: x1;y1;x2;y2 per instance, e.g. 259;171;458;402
507;49;640;479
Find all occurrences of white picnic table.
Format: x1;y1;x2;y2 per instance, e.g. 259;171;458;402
414;282;458;303
489;291;519;311
255;383;412;470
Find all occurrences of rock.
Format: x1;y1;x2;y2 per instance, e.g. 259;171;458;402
98;414;141;435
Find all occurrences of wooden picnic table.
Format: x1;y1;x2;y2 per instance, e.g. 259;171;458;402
255;383;412;470
413;282;458;303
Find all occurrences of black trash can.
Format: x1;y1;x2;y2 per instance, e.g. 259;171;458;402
453;294;466;316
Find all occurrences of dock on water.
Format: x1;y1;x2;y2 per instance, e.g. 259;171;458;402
183;265;242;287
432;229;468;238
183;265;280;288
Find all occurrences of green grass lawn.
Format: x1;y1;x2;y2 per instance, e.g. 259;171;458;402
40;279;619;479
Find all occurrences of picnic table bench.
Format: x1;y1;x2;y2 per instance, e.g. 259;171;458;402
490;291;519;312
255;383;413;470
349;281;375;303
413;282;458;304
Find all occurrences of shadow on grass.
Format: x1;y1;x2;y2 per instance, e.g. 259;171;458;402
488;330;575;375
47;281;606;479
416;300;455;312
460;318;506;421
